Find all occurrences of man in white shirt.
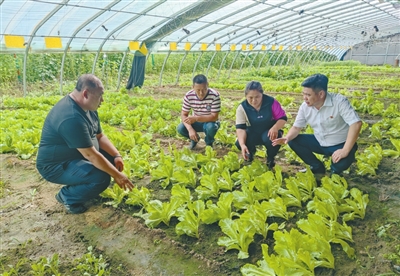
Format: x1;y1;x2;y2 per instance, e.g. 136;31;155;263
272;74;362;175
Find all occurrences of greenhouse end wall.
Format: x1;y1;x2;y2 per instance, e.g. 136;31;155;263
343;33;400;66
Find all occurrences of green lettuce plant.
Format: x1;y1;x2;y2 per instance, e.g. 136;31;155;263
217;218;256;259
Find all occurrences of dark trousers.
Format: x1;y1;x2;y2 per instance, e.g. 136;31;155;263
38;150;113;205
235;129;282;161
177;121;220;146
288;134;358;173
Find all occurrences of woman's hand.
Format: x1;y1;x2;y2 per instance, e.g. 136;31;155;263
272;137;288;146
268;127;279;140
241;146;251;160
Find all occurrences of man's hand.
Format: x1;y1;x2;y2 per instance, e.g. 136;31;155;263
114;174;134;191
114;156;124;172
332;149;349;163
183;116;197;125
272;137;288;146
268;127;279;141
188;129;199;142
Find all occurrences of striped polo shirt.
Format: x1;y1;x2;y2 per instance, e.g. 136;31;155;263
182;88;221;116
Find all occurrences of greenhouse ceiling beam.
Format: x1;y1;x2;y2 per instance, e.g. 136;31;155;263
266;2;393;47
60;0;122;95
177;1;261;47
224;1;328;46
218;0;301;47
23;0;69;96
91;0;167;74
279;10;380;43
274;11;385;46
144;0;236;50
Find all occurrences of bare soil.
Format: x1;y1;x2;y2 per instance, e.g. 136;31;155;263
1;138;399;275
1;87;400;275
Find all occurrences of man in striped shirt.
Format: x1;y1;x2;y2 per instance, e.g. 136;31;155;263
177;74;221;149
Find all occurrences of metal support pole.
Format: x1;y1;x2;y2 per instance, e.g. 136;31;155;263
206;51;218;77
384;37;391;64
192;52;204;79
249;51;260;69
228;51;241;79
273;51;284;66
217;51;230;80
175;52;189;85
266;51;277;66
366;42;371;65
117;50;128;91
257;50;269;70
238;51;250;77
159;52;171;86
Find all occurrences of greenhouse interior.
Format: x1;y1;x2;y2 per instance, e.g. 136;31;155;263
1;0;400;275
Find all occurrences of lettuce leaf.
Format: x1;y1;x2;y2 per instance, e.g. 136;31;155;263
217;218;256;259
175;200;205;239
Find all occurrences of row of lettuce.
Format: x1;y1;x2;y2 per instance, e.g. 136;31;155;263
1;89;399;275
1;91;399;174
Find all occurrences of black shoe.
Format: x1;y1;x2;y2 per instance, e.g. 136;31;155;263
188;135;200;150
299;166;326;174
245;152;254;162
188;140;197;150
267;159;275;169
55;193;87;214
330;170;343;177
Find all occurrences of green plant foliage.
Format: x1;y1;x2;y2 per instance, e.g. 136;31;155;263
72;246;111;275
175;200;205;239
141;198;183;228
100;184;129;208
217;218;256;259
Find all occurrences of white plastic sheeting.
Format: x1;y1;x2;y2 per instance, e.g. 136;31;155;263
1;0;399;57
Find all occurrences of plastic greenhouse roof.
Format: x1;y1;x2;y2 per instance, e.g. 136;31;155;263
1;0;399;57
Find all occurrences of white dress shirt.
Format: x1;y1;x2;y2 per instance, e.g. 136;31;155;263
293;93;361;147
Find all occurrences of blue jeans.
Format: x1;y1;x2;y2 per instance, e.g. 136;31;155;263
288;134;358;173
176;121;220;146
235;129;282;161
37;150;113;205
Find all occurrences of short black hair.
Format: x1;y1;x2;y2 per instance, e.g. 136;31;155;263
75;74;101;92
245;81;263;95
193;74;208;84
301;73;328;93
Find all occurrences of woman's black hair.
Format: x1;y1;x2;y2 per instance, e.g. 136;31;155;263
245;81;263;95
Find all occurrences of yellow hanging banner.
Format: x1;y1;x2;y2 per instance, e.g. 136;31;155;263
139;43;148;55
279;45;284;51
170;42;177;51
241;44;247;51
296;45;302;50
271;45;276;50
200;43;208;51
45;37;62;49
313;46;317;50
4;35;25;48
129;41;140;50
215;43;221;51
249;44;254;51
184;42;191;51
230;44;236;51
261;44;266;51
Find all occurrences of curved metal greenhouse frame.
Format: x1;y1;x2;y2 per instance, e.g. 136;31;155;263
0;0;399;94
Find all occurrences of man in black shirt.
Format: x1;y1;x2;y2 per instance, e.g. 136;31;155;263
37;74;133;214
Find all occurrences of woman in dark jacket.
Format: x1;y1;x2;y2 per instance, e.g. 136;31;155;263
235;81;287;169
